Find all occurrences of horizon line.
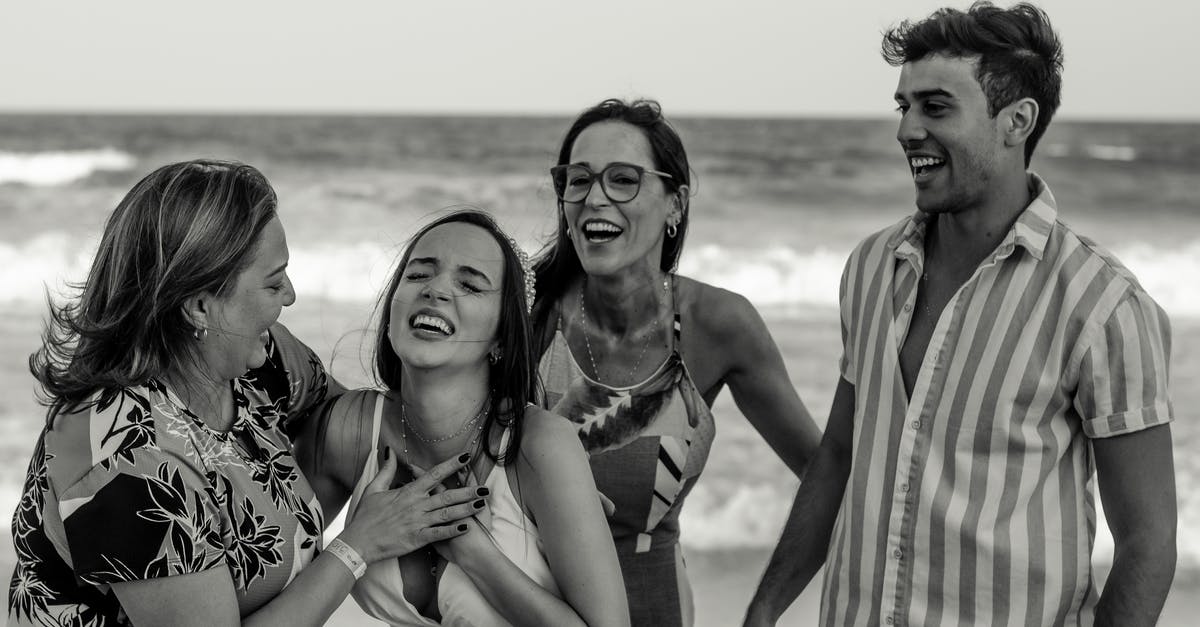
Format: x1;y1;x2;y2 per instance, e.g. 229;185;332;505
0;107;1197;125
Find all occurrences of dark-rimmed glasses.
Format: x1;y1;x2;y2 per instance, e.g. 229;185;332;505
550;162;673;203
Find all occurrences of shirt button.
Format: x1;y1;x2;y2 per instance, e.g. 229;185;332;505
886;618;894;625
894;548;903;559
899;484;909;492
903;303;912;312
910;420;921;430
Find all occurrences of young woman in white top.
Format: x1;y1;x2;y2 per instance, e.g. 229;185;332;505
299;209;629;626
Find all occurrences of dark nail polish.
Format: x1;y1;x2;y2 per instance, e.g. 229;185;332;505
457;523;468;532
472;499;485;509
476;487;490;497
458;453;471;464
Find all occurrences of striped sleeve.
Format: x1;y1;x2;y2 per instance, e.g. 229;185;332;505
838;246;862;385
1074;290;1174;438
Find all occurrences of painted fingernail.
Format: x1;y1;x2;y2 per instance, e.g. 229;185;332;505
384;447;392;461
472;499;485;509
458;453;471;464
476;487;490;497
457;523;468;532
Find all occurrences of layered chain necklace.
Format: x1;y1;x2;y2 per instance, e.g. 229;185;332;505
397;397;489;579
398;398;488;460
578;276;669;386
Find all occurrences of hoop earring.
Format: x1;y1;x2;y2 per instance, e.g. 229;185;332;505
488;349;502;365
193;327;208;341
667;224;678;238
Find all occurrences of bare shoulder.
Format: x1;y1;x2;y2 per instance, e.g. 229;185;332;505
515;406;585;474
675;274;767;342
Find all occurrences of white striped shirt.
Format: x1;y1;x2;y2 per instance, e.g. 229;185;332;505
823;174;1173;626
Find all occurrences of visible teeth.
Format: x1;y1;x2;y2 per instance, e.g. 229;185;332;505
584;222;622;233
412;314;452;335
909;156;944;168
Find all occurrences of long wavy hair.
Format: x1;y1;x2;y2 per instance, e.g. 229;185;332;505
373;209;536;465
531;98;692;341
30;160;279;425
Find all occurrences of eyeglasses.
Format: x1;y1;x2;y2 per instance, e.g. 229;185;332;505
550;162;673;203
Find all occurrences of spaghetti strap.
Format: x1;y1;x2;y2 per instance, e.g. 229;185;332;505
370;391;384;457
670;274;682;346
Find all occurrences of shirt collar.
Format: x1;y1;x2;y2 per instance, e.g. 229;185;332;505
890;172;1058;262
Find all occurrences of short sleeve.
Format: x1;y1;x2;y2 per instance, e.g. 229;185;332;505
58;451;225;586
261;323;336;436
838;253;857;385
1075;290;1174;438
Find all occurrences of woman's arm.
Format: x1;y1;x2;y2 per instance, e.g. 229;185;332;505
111;547;358;627
112;450;483;626
697;287;822;477
435;408;629;627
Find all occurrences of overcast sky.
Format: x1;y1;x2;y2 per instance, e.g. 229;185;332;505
2;0;1194;120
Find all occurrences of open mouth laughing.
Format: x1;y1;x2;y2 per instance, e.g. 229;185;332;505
581;219;623;243
409;311;455;337
909;154;946;182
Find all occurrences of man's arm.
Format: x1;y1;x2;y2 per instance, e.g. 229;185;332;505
1092;423;1176;627
743;376;855;626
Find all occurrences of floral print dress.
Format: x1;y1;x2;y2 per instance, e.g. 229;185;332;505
8;324;329;626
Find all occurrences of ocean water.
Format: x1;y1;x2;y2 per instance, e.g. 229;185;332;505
2;114;1198;592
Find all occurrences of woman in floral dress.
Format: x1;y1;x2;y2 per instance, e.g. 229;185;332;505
8;160;483;626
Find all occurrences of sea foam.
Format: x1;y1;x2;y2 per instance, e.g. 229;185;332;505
5;235;1200;319
0;148;136;186
1043;143;1138;161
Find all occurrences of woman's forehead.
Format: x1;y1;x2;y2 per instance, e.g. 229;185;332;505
570;121;653;165
410;222;504;274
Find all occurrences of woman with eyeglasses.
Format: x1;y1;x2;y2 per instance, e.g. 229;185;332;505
532;98;823;626
297;209;629;626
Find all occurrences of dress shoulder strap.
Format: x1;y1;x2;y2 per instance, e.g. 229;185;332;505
670;274;682;345
370;391;384;455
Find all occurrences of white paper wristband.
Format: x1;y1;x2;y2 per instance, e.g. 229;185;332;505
325;537;367;580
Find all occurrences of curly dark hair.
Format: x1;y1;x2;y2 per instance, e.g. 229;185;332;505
882;1;1064;164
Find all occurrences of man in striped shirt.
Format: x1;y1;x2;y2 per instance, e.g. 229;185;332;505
746;3;1176;626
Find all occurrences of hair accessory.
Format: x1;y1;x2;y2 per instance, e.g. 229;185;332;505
325;537;367;579
507;237;536;313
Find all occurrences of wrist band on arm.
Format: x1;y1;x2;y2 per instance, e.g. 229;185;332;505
325;537;367;580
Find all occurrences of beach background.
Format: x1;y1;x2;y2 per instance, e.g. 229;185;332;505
1;113;1197;625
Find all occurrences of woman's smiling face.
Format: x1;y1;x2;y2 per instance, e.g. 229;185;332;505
202;216;294;379
387;221;505;371
563;121;679;279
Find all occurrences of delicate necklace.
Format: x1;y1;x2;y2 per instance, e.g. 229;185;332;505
397;398;488;579
578;276;669;385
401;400;488;444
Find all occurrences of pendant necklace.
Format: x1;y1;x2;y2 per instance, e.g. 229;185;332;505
579;276;669;385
